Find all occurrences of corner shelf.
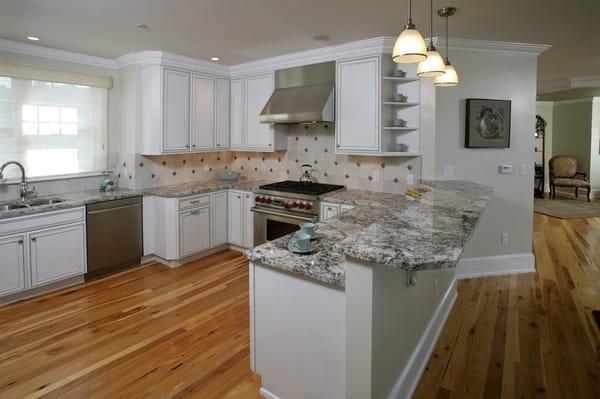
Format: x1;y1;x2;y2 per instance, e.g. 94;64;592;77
383;76;419;82
382;127;419;131
383;101;419;107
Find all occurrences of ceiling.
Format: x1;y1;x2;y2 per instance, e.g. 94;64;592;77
1;0;598;87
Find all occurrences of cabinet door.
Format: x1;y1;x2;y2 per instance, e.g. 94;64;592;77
163;68;190;152
228;191;244;247
336;56;380;152
0;234;26;297
215;78;231;150
230;78;244;148
29;224;86;287
179;207;211;257
191;74;215;151
243;192;255;248
320;202;340;220
211;191;228;247
245;74;274;149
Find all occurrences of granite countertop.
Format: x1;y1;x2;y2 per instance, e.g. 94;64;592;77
0;189;141;220
0;179;273;220
246;181;493;287
143;179;274;198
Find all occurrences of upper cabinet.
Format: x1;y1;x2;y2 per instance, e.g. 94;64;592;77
230;73;287;152
335;54;421;157
138;65;230;155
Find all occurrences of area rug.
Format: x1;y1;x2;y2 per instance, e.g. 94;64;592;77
534;193;600;219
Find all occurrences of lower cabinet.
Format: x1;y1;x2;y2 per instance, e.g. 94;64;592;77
179;207;210;257
0;207;87;300
211;191;228;247
0;234;26;297
228;190;254;248
29;223;86;287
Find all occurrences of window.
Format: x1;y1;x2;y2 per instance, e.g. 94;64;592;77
0;76;108;179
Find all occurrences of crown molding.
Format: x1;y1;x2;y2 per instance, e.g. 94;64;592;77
430;37;551;55
116;50;230;76
0;38;118;69
230;36;394;78
537;78;571;94
570;75;600;89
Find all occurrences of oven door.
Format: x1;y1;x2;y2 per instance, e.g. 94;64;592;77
252;206;318;245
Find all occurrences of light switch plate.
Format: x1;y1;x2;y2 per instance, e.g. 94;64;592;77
443;165;455;178
372;169;380;183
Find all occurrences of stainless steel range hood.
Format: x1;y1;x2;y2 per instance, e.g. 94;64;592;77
260;61;335;124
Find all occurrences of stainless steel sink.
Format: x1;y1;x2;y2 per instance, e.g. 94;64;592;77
0;203;29;211
28;198;64;206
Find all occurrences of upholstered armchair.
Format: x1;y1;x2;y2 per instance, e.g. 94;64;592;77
549;155;591;201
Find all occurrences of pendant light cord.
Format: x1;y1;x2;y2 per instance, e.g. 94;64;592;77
445;13;450;63
429;0;434;47
408;0;413;25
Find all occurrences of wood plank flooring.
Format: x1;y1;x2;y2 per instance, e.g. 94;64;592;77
0;250;261;399
2;214;600;398
413;213;600;399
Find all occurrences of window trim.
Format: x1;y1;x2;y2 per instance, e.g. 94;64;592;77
0;170;111;185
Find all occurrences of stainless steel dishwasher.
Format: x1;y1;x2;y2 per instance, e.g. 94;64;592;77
86;196;143;279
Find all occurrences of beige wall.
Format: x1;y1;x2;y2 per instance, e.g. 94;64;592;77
552;99;593;177
589;98;600;192
433;49;537;258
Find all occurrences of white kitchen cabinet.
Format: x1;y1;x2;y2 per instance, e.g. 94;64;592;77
215;78;231;150
228;190;244;247
230;74;287;152
336;56;381;153
211;191;228;246
191;73;215;151
29;223;86;288
230;78;244;149
320;202;340;220
243;192;255;248
0;234;26;297
163;68;191;152
179;207;211;257
227;190;254;248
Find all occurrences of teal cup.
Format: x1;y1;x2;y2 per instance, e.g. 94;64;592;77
290;231;313;252
299;222;319;237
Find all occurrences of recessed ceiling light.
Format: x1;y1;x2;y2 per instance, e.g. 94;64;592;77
312;34;330;41
26;36;40;41
136;23;149;30
211;57;220;61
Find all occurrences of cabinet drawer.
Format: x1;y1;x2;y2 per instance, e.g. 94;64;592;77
178;194;210;210
0;207;85;237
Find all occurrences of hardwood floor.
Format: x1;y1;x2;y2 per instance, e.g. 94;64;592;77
2;214;600;398
414;213;600;399
0;250;261;399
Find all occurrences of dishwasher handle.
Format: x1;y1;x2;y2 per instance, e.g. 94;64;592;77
87;203;140;215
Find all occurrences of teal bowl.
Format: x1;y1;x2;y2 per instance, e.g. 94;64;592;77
218;171;241;181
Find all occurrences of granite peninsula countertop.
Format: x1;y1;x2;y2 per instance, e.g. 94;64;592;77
0;189;141;220
245;181;493;287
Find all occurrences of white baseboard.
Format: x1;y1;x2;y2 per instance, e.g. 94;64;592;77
391;279;458;399
456;253;535;279
259;387;281;399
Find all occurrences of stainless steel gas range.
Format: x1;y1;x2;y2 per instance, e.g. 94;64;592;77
251;180;344;245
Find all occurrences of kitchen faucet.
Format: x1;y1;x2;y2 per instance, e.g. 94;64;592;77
0;161;36;202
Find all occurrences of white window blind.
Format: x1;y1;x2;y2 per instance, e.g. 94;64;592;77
0;73;108;179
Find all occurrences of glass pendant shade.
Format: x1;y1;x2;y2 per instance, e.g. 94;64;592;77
392;28;428;64
434;63;459;87
417;49;446;77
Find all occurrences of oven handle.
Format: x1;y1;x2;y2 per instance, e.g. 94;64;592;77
251;207;317;222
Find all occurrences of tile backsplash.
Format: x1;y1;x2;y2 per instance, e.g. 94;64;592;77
125;124;420;194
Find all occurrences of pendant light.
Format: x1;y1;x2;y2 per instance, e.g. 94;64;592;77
417;0;446;77
434;7;459;87
392;0;428;63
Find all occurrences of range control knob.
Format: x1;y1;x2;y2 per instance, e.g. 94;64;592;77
255;195;262;203
305;202;313;210
284;201;292;209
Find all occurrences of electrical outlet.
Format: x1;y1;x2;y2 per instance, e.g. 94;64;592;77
406;173;414;185
443;165;455;178
501;232;509;246
372;169;380;183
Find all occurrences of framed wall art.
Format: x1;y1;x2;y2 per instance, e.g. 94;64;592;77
465;98;511;148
